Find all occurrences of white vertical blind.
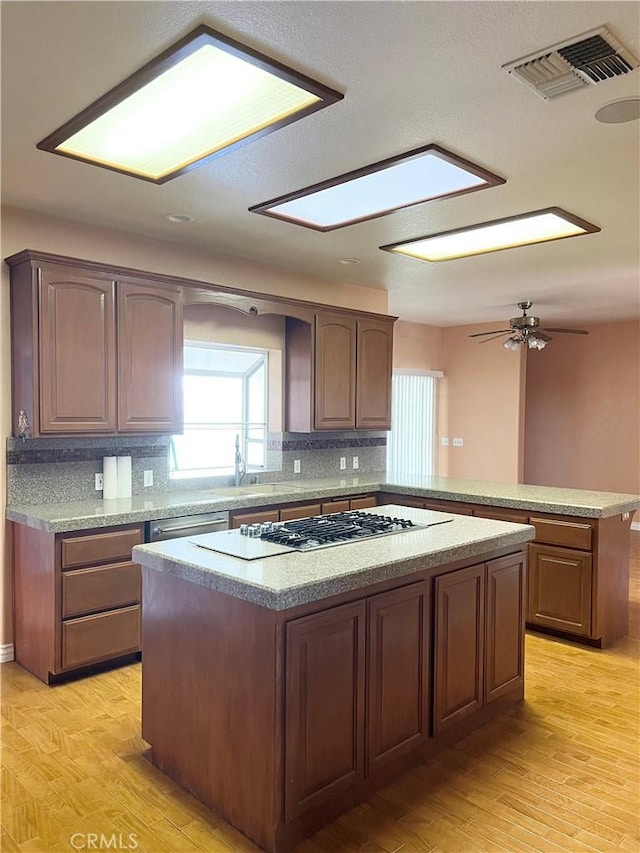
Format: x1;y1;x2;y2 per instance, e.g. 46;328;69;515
386;371;441;475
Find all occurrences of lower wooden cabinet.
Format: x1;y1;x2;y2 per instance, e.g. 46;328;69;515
231;494;378;528
433;554;525;734
367;582;430;772
527;543;592;636
285;601;366;819
433;565;485;734
13;522;143;683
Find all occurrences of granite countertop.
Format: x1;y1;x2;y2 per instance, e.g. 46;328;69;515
132;505;535;610
6;472;640;532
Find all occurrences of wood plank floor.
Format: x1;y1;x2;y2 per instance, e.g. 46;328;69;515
2;533;639;853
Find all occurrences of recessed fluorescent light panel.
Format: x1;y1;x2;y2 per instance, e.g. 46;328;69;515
380;207;600;262
37;25;343;183
249;145;505;231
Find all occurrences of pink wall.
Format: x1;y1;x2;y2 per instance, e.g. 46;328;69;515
524;320;640;497
440;324;526;483
392;320;443;370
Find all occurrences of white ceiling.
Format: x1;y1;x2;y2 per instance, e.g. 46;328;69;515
2;1;639;327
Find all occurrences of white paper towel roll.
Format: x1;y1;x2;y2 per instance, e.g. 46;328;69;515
117;456;132;499
103;457;118;500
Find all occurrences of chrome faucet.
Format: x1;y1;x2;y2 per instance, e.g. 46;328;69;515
234;434;246;487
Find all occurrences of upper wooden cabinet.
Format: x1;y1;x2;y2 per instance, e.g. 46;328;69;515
286;312;395;431
117;281;183;432
7;253;183;437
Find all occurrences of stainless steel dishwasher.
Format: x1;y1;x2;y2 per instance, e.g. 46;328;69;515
145;511;230;542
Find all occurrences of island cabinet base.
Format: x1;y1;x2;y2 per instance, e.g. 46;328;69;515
141;547;526;853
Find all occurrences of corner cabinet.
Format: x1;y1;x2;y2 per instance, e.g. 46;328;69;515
7;252;183;437
285;311;395;432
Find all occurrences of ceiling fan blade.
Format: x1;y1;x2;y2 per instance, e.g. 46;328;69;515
479;333;512;344
536;331;553;342
468;329;512;337
541;327;589;335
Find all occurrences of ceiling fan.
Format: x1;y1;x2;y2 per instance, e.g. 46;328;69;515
469;301;589;350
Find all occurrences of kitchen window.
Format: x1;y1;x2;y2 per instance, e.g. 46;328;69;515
386;370;442;475
170;342;267;478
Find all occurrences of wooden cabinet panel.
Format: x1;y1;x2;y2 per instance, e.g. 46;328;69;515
322;500;351;515
231;509;280;529
38;268;116;433
485;555;525;703
280;503;322;522
423;500;474;515
474;506;529;524
379;493;425;509
350;495;378;510
62;605;140;670
529;517;592;551
61;527;143;569
355;319;393;429
528;544;592;636
285;601;366;819
314;313;357;430
367;582;430;772
117;281;183;432
62;562;141;618
433;564;485;734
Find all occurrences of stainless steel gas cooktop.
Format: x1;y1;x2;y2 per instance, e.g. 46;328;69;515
192;510;453;561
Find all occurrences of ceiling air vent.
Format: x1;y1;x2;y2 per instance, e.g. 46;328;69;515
502;26;639;100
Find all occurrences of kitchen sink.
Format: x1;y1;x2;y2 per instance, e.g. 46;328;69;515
210;483;308;498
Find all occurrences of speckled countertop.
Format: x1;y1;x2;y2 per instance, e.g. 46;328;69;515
6;472;640;532
132;505;535;610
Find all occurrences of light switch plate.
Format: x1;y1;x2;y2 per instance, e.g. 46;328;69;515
453;437;464;447
340;457;346;470
95;473;103;491
441;437;449;446
144;470;154;487
352;456;359;469
294;460;301;474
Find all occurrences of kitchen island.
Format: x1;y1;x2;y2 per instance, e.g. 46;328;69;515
133;505;534;852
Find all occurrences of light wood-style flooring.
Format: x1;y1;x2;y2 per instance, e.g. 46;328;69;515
2;534;639;853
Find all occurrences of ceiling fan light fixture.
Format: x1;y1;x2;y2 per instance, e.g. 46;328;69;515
380;207;600;262
36;25;343;183
504;337;521;351
250;145;505;231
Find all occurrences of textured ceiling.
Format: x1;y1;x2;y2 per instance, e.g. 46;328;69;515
1;0;639;326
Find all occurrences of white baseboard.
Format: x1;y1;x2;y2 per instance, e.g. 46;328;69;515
0;643;15;663
631;521;640;532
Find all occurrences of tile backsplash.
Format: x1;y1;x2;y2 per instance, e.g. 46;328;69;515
6;431;387;505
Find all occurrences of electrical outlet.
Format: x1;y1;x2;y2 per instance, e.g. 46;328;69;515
340;457;346;470
352;456;359;469
143;470;154;487
453;437;464;447
441;437;449;447
95;473;103;491
294;459;301;474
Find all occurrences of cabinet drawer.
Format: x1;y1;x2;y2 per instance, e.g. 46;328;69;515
474;506;529;524
379;493;424;509
231;509;280;529
280;504;322;522
530;517;592;551
61;605;140;670
62;562;141;618
322;500;351;515
423;500;473;515
350;495;377;510
61;527;143;569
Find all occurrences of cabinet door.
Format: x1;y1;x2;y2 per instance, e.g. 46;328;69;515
117;281;183;432
433;564;485;735
38;267;116;433
314;313;357;430
486;555;525;703
230;509;279;529
356;319;393;429
367;582;430;772
280;503;322;522
528;544;592;636
285;601;366;819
